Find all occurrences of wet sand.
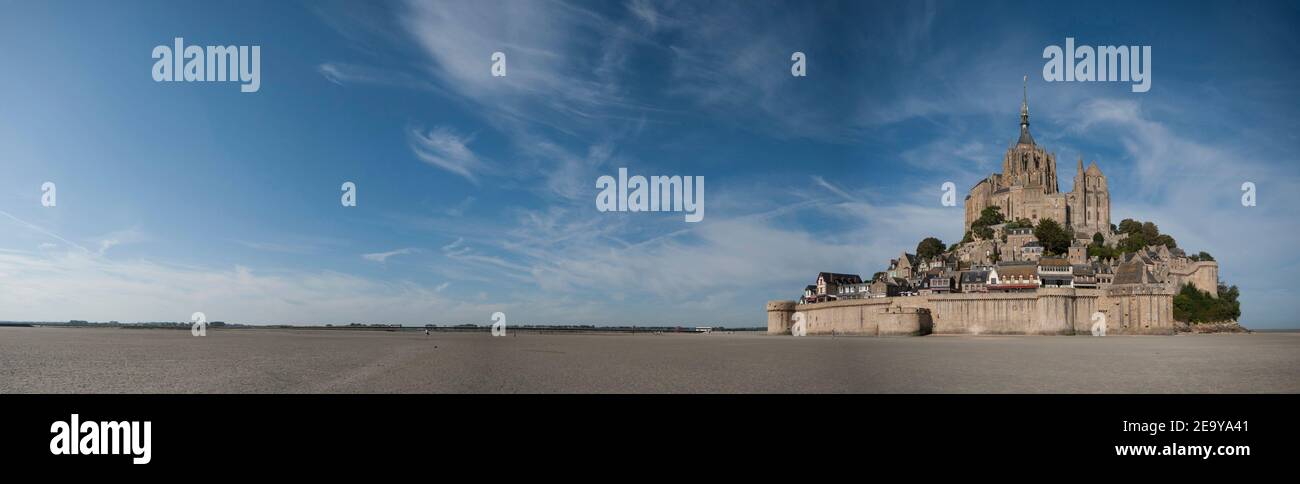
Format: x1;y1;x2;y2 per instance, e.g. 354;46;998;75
1;327;1296;393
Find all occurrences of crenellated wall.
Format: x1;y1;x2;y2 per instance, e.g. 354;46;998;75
768;285;1176;336
766;299;931;336
1179;261;1219;295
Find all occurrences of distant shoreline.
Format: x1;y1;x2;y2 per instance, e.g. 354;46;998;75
4;321;1295;333
0;321;767;333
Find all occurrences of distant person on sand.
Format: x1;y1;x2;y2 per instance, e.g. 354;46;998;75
425;328;430;336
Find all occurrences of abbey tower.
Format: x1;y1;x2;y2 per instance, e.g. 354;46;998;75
963;80;1111;239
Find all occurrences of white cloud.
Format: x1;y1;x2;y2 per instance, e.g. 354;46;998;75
1071;97;1300;327
0;248;473;324
443;196;476;217
0;209;91;254
361;248;416;263
407;126;490;183
94;228;147;256
318;62;442;92
626;0;664;30
811;175;856;202
397;0;641;130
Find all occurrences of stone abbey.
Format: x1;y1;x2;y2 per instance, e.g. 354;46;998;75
769;81;1225;337
963;80;1110;239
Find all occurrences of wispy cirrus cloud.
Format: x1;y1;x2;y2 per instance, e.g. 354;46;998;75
0;247;466;324
397;0;651;131
318;62;442;92
94;228;147;256
361;247;416;263
406;125;491;183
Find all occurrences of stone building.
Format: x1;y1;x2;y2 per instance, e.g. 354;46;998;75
964;81;1111;239
870;277;910;297
888;253;918;279
771;82;1225;336
1118;245;1219;296
814;272;862;301
1004;227;1035;261
1019;240;1044;261
988;262;1040;292
959;270;991;293
836;282;874;300
957;239;1000;266
1072;264;1098;289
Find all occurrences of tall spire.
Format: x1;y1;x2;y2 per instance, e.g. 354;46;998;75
1017;75;1035;145
1021;74;1029;126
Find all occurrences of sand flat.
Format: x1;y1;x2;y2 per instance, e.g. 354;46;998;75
1;327;1296;393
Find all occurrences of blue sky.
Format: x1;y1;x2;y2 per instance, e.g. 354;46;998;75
1;0;1297;328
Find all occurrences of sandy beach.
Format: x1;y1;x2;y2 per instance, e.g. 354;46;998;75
1;327;1296;393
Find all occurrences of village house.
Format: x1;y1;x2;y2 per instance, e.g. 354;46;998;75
1072;264;1098;289
1038;257;1074;287
800;272;863;303
959;270;991;293
888;253;918;279
836;281;874;300
988;262;1040;292
799;285;817;304
870;277;910;298
1068;239;1089;265
1113;258;1158;285
817;272;861;296
919;270;956;295
1094;261;1115;288
1004;227;1036;261
1020;240;1044;261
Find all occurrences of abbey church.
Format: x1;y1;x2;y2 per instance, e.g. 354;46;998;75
772;81;1229;336
963;82;1111;239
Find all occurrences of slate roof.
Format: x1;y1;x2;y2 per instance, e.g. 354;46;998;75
995;263;1038;279
818;272;863;285
1113;260;1155;284
1018;124;1035;146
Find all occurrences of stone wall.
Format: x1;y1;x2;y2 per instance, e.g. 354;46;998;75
1179;261;1219;295
767;286;1175;336
1098;284;1178;334
766;299;930;336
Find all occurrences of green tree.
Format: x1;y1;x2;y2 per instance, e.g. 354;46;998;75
916;237;946;260
1118;233;1147;253
1088;244;1118;261
1005;218;1033;230
1033;218;1070;255
970;206;1004;241
1154;234;1177;249
1118;219;1142;235
1141;222;1160;242
1173;282;1242;323
975;206;1006;227
1087;232;1118;260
